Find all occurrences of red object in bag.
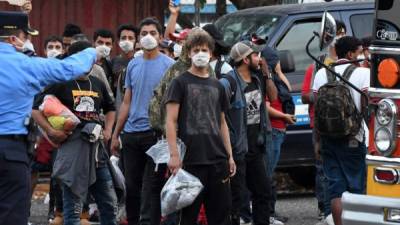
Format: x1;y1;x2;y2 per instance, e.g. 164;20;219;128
197;204;208;225
35;137;55;165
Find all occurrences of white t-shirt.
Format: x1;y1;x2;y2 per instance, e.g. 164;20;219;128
312;62;370;144
210;60;233;75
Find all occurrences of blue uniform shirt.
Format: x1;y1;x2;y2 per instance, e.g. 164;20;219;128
0;42;97;135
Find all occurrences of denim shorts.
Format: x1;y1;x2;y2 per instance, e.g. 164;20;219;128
321;137;367;201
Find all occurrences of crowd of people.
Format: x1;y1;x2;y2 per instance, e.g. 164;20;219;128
0;1;373;225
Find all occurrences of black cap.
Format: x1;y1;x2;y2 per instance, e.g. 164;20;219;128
202;23;230;49
0;11;38;36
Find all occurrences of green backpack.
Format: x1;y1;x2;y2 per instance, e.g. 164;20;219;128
315;65;363;138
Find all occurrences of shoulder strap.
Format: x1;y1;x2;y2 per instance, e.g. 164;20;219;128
221;74;237;102
326;66;336;83
342;64;357;81
215;57;224;79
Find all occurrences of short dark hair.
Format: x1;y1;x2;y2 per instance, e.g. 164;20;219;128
361;36;373;49
117;24;138;39
336;20;347;35
44;35;63;49
185;29;215;53
93;29;115;43
67;41;92;56
335;36;362;59
138;17;162;35
0;28;21;37
63;24;82;38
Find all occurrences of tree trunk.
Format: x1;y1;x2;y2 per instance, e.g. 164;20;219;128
216;0;227;17
230;0;283;9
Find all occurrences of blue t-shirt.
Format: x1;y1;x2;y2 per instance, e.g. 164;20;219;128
124;53;174;132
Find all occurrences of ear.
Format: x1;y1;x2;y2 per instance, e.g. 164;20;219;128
243;57;250;65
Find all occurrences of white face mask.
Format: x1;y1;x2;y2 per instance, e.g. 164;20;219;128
119;40;134;53
140;34;158;50
191;51;210;68
134;50;144;58
46;49;62;58
23;39;35;53
357;54;365;61
96;45;111;58
173;44;183;58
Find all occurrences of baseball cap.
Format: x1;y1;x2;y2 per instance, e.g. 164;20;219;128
230;40;265;63
202;23;230;54
169;28;191;41
0;11;38;36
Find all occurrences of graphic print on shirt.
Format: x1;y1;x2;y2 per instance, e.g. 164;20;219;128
186;83;220;136
245;89;262;125
72;90;99;121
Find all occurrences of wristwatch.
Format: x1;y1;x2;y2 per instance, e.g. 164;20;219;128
266;72;273;80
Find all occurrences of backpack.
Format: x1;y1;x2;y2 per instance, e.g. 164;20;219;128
314;64;363;138
273;76;295;115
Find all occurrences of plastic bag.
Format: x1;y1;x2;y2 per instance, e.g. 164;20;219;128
110;156;126;204
161;169;203;216
39;95;80;132
110;156;125;186
146;138;186;167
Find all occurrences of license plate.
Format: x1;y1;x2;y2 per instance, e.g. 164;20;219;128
292;95;310;125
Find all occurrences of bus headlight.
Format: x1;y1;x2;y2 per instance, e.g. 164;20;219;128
375;127;392;152
374;99;397;156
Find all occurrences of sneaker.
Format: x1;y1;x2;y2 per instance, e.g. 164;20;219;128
270;217;284;225
318;210;324;220
324;214;334;225
240;217;251;225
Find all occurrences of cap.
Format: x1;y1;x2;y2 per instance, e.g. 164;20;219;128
202;23;229;49
0;11;38;36
261;46;279;71
169;28;191;41
160;39;175;49
230;40;265;63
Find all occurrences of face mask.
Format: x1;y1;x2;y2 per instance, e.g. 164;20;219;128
357;54;365;61
46;49;62;58
140;34;158;50
119;40;134;53
134;50;144;58
173;44;182;58
96;45;111;58
191;51;210;68
23;39;35;53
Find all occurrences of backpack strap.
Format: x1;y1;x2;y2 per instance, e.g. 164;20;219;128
215;57;224;79
221;74;237;102
342;64;357;81
326;66;336;83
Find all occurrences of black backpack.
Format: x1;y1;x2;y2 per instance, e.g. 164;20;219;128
273;76;295;115
315;65;363;138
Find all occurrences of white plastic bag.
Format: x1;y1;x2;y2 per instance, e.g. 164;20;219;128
1;0;28;6
110;156;125;187
160;169;203;216
146;138;186;170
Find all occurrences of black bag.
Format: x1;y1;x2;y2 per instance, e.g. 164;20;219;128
274;76;295;115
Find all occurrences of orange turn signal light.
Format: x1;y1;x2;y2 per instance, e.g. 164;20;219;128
378;58;400;88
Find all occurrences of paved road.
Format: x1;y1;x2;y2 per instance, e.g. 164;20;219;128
276;195;320;225
29;195;320;225
29;171;320;225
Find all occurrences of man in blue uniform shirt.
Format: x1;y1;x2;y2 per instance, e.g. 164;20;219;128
0;11;97;225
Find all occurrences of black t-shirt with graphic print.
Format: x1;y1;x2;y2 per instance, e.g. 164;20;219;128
164;71;229;165
33;76;115;125
245;80;263;157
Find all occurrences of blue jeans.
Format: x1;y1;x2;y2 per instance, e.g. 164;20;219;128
267;128;286;176
315;160;331;216
62;166;118;225
321;137;367;201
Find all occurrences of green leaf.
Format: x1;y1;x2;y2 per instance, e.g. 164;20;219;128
199;0;206;8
